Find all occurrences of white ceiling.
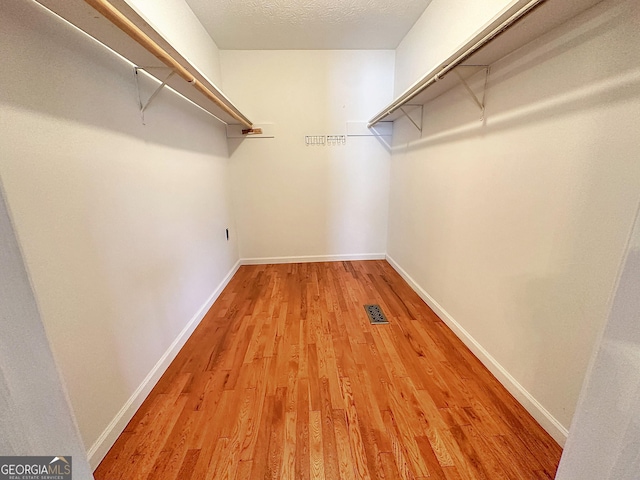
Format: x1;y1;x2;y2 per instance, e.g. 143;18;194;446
185;0;432;50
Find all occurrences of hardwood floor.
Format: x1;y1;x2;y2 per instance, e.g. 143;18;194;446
94;261;562;479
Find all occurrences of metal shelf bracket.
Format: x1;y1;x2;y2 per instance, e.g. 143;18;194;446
134;66;175;124
454;65;490;122
399;104;423;133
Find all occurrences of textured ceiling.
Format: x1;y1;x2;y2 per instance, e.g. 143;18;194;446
185;0;432;50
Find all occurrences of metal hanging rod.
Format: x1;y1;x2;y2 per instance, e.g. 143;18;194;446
368;0;547;127
83;0;252;128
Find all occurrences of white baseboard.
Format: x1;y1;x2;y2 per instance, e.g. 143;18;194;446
241;253;386;265
385;254;569;446
87;259;242;470
86;253;567;469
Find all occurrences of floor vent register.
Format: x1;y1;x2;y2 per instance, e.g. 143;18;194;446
364;304;389;325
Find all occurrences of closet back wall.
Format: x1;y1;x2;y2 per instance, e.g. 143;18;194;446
0;0;238;466
220;50;395;262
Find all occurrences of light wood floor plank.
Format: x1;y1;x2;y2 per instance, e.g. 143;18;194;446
94;261;562;479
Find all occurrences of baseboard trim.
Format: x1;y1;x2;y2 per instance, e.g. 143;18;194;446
241;253;386;265
385;254;569;446
87;259;242;470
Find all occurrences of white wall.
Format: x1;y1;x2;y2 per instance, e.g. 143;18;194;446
387;0;640;443
0;184;93;478
220;50;395;261
394;0;513;95
0;0;238;467
124;0;224;87
556;200;640;479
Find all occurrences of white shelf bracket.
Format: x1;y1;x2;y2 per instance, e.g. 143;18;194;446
134;67;175;124
399;104;423;133
454;66;490;122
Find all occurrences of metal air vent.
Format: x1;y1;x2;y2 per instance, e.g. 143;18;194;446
364;304;389;325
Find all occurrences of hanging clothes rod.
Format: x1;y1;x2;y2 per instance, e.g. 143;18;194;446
83;0;252;128
368;0;547;128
